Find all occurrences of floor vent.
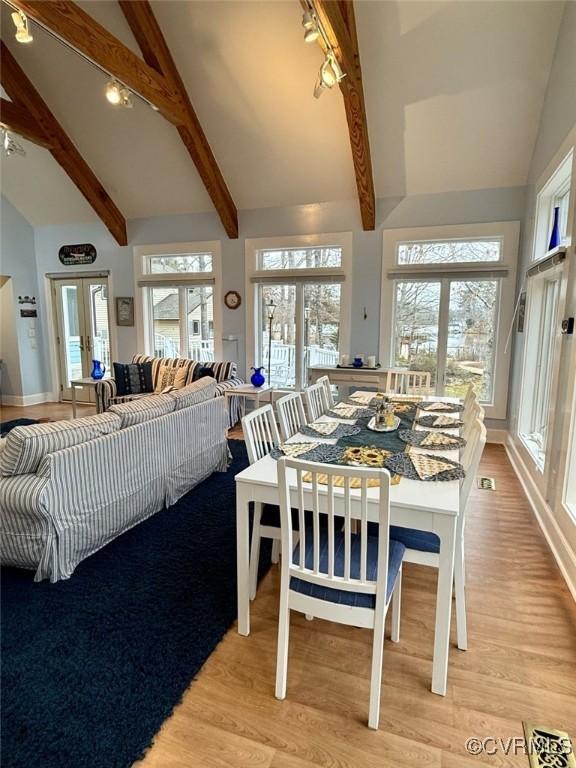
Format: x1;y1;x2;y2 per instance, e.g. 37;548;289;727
523;722;575;768
477;477;496;491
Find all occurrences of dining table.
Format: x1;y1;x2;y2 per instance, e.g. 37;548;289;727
234;392;464;696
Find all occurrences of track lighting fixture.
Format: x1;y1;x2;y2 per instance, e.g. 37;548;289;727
105;79;133;108
301;9;319;43
1;127;26;157
11;10;33;44
313;52;345;98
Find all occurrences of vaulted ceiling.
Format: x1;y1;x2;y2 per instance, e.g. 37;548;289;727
0;0;565;231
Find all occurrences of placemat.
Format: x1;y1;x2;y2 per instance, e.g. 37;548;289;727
416;414;465;429
417;401;465;413
337;405;418;454
327;404;375;419
399;429;466;450
301;471;401;488
384;450;465;481
300;421;362;439
271;443;345;464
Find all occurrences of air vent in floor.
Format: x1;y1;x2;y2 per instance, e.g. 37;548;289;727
477;477;496;490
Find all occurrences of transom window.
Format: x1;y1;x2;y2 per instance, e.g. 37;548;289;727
397;239;501;265
246;234;351;390
134;241;222;362
381;222;518;420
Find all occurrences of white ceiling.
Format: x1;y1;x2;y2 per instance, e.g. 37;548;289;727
0;0;565;228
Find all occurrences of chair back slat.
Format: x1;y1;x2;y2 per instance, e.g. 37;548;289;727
277;392;306;441
316;375;335;408
460;418;487;509
277;458;392;598
242;405;280;465
304;383;328;421
386;370;431;395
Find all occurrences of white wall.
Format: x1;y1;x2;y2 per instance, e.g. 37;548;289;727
0;197;47;402
31;185;525;426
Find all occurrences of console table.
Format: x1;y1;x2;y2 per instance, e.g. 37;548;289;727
308;366;431;394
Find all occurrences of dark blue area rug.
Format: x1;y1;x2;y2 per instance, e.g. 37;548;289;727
0;418;38;436
1;440;267;768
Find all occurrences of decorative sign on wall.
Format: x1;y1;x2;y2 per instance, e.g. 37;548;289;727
58;243;97;265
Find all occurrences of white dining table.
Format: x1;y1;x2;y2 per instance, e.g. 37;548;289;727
235;394;462;696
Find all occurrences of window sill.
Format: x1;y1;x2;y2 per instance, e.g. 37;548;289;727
518;433;546;473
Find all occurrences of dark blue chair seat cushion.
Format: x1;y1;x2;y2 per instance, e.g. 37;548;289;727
389;526;440;554
290;528;405;609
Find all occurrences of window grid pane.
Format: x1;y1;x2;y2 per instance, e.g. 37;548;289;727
259;247;342;271
393;281;441;389
149;254;213;273
397;239;501;265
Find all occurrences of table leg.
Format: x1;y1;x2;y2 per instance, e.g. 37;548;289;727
72;384;77;418
431;514;457;695
236;483;252;636
255;392;260;410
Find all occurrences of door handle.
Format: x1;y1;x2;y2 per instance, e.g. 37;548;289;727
79;335;84;352
86;335;91;353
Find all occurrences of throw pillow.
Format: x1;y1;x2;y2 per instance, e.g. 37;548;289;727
173;366;190;390
155;364;179;393
113;362;154;397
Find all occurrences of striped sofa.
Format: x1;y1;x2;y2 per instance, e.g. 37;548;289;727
94;355;244;426
0;378;228;582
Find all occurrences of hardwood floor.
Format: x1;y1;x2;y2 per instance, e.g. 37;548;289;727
3;404;574;764
136;444;576;768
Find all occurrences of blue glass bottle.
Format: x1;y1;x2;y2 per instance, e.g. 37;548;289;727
250;367;265;387
548;206;560;251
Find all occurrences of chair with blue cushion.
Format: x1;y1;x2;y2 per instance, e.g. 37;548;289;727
275;457;403;730
390;417;486;651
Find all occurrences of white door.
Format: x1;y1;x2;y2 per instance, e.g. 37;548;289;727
53;277;111;401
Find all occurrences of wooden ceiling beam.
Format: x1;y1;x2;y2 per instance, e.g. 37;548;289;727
8;0;187;125
304;0;375;230
1;42;127;246
118;1;238;238
0;97;54;149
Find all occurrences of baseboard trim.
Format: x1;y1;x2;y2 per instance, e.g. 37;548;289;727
1;392;57;407
505;435;576;602
486;428;508;444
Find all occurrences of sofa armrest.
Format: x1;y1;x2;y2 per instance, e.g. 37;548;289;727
94;379;118;413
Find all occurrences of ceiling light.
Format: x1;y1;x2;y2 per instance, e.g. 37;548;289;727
302;10;319;43
1;127;26;157
313;52;345;98
105;79;133;108
11;10;33;44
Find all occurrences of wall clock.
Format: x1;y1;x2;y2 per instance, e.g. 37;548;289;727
224;290;242;310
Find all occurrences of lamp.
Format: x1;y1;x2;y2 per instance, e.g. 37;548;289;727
11;10;33;44
302;10;319;43
313;51;345;98
105;79;133;108
266;299;276;386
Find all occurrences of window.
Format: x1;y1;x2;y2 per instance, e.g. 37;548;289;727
533;149;573;259
134;241;222;362
246;234;351;390
565;385;576;519
381;223;518;419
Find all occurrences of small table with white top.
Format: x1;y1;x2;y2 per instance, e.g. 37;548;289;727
70;377;110;418
225;383;274;424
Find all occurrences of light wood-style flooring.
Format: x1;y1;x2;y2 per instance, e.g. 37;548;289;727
137;444;576;768
4;404;575;765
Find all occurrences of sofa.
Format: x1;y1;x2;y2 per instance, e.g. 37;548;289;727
94;355;245;427
0;377;228;582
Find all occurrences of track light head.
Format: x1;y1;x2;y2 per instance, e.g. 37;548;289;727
11;10;33;44
105;79;133;108
302;10;319;43
313;52;345;98
1;127;26;157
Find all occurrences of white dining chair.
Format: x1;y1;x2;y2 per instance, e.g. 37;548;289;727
386;370;431;395
304;382;328;421
462;400;485;442
276;392;307;441
463;383;477;412
242;405;283;598
316;374;336;408
275;457;404;730
390;418;486;651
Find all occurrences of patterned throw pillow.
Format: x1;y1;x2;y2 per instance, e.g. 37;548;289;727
155;364;179;393
113;362;154;397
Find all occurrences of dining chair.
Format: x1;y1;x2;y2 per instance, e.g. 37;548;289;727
316;375;336;408
275;457;404;730
463;383;477;412
242;405;283;598
390;418;486;651
304;382;328;421
387;370;431;395
276;392;307;441
462;400;485;442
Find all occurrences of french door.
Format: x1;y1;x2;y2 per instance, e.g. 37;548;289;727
257;281;342;389
392;277;500;402
52;277;111;401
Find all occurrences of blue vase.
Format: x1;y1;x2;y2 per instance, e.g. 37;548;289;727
91;360;106;380
548;206;560;250
353;357;364;368
250;366;265;387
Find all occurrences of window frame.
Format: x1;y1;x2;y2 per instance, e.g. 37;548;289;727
245;232;352;390
532;149;573;261
134;241;222;360
380;222;519;420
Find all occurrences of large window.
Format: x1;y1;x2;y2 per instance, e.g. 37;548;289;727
134;242;221;361
381;223;518;419
246;234;351;390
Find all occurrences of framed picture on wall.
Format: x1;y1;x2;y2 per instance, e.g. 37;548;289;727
116;297;134;327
